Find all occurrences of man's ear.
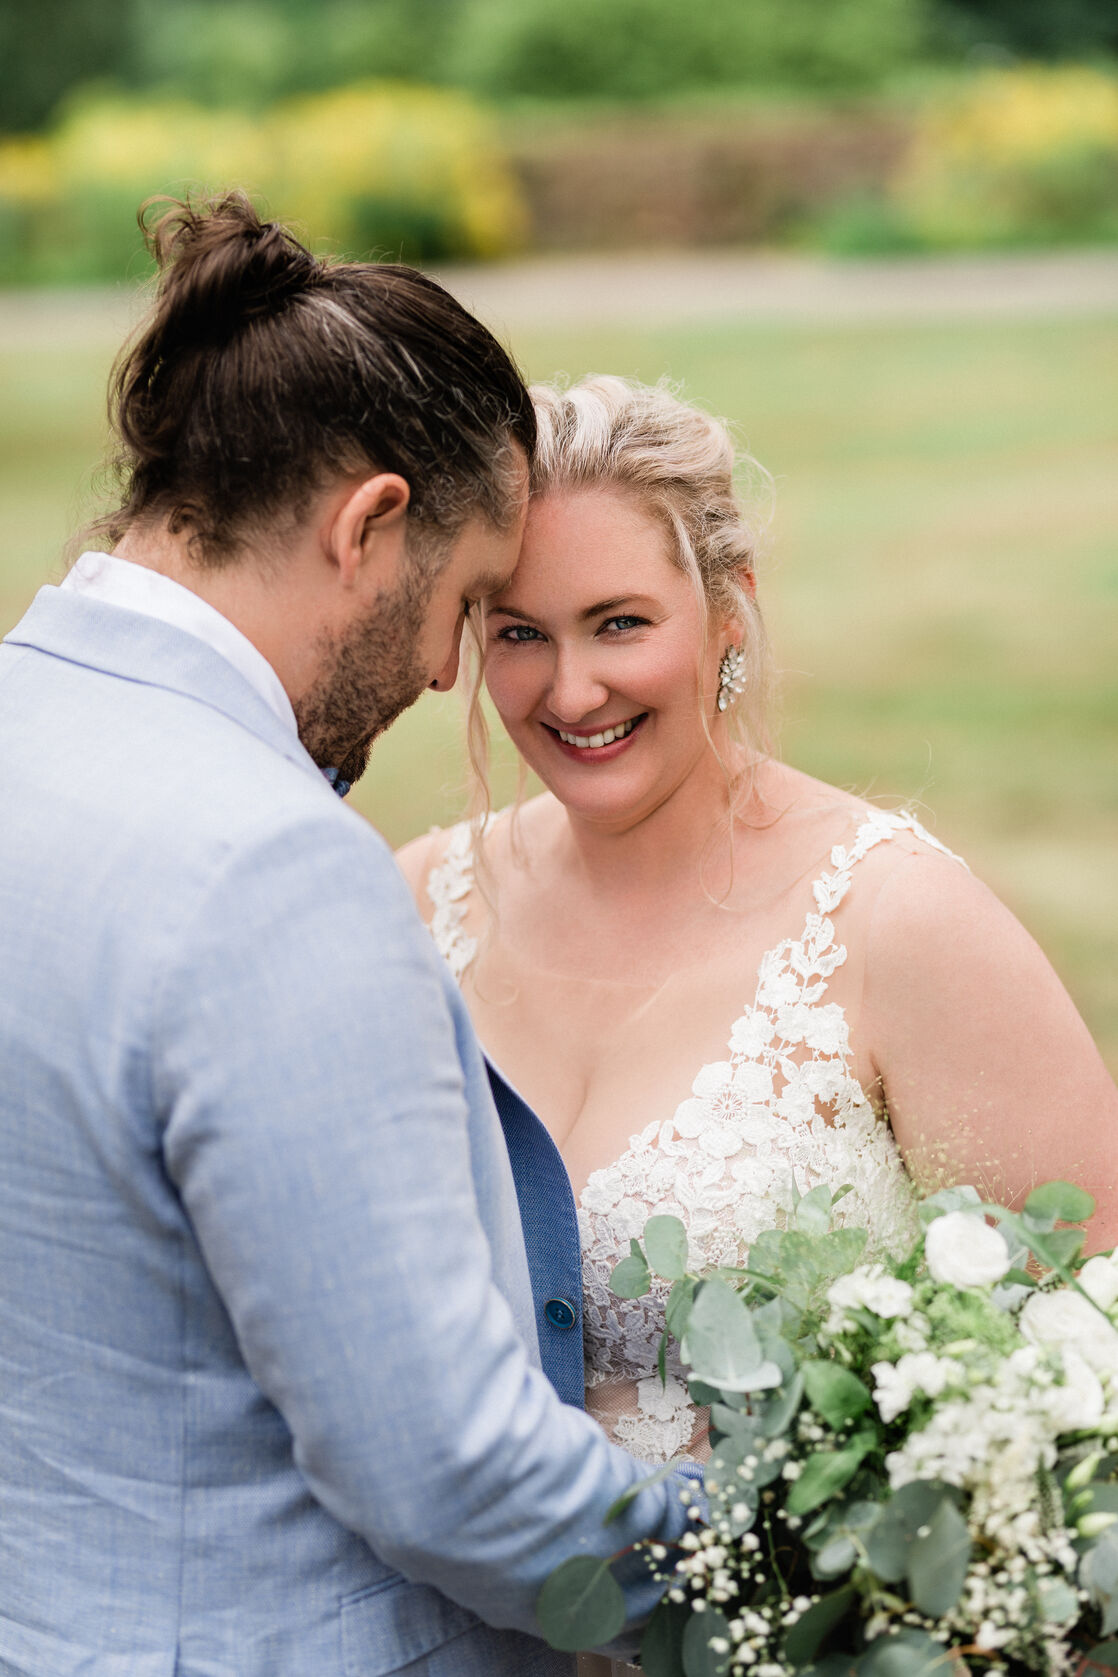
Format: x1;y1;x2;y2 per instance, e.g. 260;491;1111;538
325;472;411;588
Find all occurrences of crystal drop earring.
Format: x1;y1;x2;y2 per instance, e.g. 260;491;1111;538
716;644;748;713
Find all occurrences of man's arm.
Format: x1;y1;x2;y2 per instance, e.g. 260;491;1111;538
155;808;688;1634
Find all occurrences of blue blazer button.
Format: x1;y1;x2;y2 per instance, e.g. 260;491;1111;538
544;1297;577;1330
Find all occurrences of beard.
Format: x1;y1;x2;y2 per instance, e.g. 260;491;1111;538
294;559;436;788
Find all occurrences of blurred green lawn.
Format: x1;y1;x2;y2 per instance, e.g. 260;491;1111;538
2;298;1115;1072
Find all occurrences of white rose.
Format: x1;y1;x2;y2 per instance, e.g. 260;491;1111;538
1079;1253;1118;1313
1020;1288;1118;1377
1042;1349;1104;1432
924;1211;1012;1288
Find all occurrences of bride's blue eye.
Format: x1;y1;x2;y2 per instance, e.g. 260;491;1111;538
601;615;647;634
495;623;544;643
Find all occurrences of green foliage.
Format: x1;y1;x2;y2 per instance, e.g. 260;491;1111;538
802;1361;873;1429
448;0;925;100
535;1554;625;1651
818;64;1118;255
682;1607;733;1676
905;1495;971;1616
645;1215;690;1281
610;1238;652;1299
0;80;527;283
1025;1179;1097;1229
641;1593;689;1676
681;1277;783;1395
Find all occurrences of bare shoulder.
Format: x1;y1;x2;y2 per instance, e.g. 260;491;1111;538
394;825;457;922
863;833;1072;1026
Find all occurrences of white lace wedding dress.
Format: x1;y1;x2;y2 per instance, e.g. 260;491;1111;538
425;809;961;1671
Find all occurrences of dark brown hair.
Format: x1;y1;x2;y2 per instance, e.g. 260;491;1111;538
97;192;536;566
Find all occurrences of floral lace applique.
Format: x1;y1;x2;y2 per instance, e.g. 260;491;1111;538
427;809;966;1465
425;820;484;985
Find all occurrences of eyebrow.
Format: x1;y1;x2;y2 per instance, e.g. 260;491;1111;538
488;594;656;623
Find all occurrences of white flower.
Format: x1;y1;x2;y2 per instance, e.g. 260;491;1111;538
1078;1252;1118;1312
1020;1288;1118;1378
1041;1348;1104;1432
871;1352;958;1422
924;1211;1012;1288
827;1264;913;1323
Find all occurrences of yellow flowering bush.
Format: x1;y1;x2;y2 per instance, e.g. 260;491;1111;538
891;65;1118;247
0;82;527;283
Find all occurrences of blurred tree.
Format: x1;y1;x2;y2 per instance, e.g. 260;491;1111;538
446;0;927;98
932;0;1118;56
0;0;138;131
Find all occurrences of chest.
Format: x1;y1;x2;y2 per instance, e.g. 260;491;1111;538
463;902;873;1199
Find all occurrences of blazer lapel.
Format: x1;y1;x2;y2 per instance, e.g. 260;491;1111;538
4;587;323;784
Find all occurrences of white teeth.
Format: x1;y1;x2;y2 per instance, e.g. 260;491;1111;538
557;718;637;749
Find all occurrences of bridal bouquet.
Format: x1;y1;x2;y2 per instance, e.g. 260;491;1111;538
538;1180;1118;1675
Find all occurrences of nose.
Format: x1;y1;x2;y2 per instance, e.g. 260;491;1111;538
545;644;610;724
429;615;466;693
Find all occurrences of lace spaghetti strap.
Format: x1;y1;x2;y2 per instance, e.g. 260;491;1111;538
425;820;482;984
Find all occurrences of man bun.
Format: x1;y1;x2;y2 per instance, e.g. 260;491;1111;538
94;191;534;568
143;192;319;343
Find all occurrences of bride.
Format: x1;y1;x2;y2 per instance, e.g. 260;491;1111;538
398;376;1118;1667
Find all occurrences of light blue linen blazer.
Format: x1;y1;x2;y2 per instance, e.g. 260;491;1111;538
0;589;689;1677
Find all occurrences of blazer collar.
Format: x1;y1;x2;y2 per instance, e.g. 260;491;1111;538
4;586;325;784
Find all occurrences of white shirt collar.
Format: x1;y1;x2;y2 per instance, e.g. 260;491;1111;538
61;551;298;737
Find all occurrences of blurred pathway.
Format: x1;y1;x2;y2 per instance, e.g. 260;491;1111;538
1;249;1115;351
432;248;1118;331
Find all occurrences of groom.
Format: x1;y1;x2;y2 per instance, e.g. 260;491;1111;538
0;196;690;1675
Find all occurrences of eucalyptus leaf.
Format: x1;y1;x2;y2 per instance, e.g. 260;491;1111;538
906;1494;971;1617
813;1534;857;1578
1083;1527;1118;1633
1025;1179;1096;1227
611;1253;652;1299
815;1227;869;1276
864;1481;956;1584
680;1277;765;1392
802;1361;873;1429
797;1184;835;1234
1044;1226;1088;1267
918;1184;981;1226
747;1228;786;1284
536;1556;626;1651
641;1593;689;1677
689;1378;721;1407
705;1437;759;1533
666;1276;697;1340
776;1231;824;1296
758;1368;805;1437
783;1585;856;1664
1037;1576;1079;1622
645;1214;690;1281
710;1402;762;1442
682;1607;734;1677
1085;1640;1118;1669
786;1430;876;1517
856;1628;945;1677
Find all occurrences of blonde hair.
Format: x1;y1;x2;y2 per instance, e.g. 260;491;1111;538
464;374;774;829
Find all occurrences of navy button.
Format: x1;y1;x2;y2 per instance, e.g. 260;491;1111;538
544;1297;577;1330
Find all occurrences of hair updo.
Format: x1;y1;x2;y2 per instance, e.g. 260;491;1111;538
463;376;773;836
526;375;773;753
95;191;535;566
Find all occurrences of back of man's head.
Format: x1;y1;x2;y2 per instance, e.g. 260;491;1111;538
98;191;536;569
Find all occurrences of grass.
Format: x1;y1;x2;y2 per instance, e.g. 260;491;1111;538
2;296;1115;1072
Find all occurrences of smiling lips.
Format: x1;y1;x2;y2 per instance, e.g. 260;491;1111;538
547;713;646;759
